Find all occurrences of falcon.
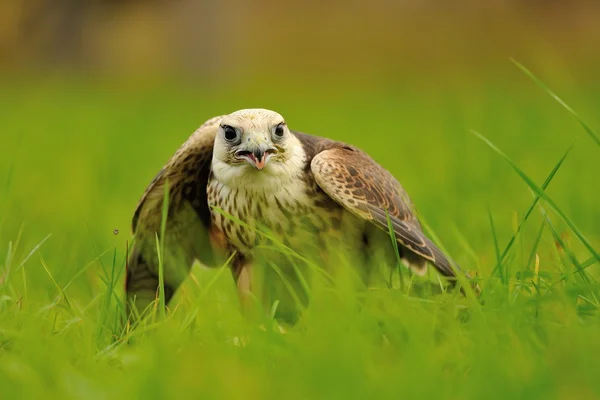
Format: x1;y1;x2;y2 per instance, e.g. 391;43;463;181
125;108;471;321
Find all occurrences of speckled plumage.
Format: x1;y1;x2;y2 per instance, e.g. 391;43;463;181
125;109;468;319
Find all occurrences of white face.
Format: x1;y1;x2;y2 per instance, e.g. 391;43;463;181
211;109;306;187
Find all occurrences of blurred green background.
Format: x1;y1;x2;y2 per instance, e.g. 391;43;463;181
1;1;600;398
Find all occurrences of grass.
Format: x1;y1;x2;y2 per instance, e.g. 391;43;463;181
1;67;600;399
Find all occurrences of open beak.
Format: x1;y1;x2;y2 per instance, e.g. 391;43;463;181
235;144;277;170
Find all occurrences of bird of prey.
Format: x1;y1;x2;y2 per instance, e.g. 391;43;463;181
125;108;471;321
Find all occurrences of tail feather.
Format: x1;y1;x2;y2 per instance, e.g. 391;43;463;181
396;234;481;295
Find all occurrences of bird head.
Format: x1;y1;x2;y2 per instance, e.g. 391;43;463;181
212;109;305;186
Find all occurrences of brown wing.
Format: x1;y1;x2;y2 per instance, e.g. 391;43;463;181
132;115;223;233
310;146;459;278
127;116;227;313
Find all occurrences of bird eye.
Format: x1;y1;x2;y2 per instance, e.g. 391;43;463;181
273;123;285;139
222;125;239;142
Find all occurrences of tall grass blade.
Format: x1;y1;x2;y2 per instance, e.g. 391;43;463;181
525;222;545;274
580;257;597;270
472;130;600;264
39;254;71;309
493;141;574;277
157;180;170;319
16;233;52;271
487;208;503;283
63;247;112;291
511;58;600;147
538;201;599;304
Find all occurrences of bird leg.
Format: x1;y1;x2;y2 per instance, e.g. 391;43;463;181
231;256;260;321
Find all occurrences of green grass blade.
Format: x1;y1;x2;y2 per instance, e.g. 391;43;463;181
198;252;237;300
487;208;503;283
525;222;546;274
157;180;170;319
537;200;599;304
16;233;52;271
511;58;600;147
491;142;574;278
580;257;598;270
39;254;71;309
268;260;306;316
472;130;600;264
537;200;588;282
63;247;112;291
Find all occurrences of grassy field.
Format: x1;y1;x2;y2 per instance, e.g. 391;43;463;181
1;69;600;399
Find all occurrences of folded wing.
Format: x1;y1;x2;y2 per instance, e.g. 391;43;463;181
310;146;459;278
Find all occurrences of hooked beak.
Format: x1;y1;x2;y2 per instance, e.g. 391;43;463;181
235;144;277;170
